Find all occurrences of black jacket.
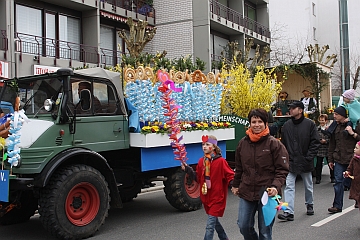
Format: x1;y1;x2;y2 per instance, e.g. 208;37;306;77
281;116;320;174
328;122;360;165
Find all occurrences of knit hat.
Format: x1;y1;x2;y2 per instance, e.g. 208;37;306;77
342;89;355;101
334;106;347;118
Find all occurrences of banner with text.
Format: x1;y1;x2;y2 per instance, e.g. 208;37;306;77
0;170;9;202
34;65;60;75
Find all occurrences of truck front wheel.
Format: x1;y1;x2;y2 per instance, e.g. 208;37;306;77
164;168;201;211
39;164;110;239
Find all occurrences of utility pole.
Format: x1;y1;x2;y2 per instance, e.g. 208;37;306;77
339;0;350;90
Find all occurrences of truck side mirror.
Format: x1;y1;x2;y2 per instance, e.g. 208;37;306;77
79;89;91;111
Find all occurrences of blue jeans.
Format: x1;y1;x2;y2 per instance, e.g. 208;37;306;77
333;162;350;209
283;172;313;214
237;198;274;240
204;215;228;240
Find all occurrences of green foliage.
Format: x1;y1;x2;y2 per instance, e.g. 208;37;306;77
8;81;19;93
195;57;206;71
120;52;207;73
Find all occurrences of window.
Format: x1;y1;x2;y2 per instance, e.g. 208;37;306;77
46;13;56;56
100;25;115;66
100;25;127;66
59;15;81;60
312;3;316;16
71;79;118;115
15;4;81;61
16;5;42;54
245;1;256;21
313;27;316;40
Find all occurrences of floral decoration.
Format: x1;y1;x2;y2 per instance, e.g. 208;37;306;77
140;121;233;135
323;105;335;114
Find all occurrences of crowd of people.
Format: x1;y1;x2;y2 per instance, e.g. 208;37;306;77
181;88;360;240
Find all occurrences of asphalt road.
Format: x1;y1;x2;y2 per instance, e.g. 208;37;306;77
1;168;359;240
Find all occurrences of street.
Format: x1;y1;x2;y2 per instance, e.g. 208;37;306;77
0;168;359;240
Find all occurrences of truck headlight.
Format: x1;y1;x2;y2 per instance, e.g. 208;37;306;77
44;99;55;112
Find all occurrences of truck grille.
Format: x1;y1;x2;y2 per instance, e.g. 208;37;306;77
55;136;63;146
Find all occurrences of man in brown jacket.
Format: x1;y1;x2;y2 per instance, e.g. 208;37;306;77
328;106;360;213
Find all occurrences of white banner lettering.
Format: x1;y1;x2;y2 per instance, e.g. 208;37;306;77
34;65;60;75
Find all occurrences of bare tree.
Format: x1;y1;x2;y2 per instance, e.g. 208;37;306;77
269;22;311;66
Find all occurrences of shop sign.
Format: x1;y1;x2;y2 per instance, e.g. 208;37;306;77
0;61;9;79
34;65;60;75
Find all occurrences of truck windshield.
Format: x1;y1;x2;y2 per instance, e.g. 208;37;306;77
0;77;62;115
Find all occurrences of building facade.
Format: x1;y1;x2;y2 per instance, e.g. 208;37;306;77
0;0;270;79
269;0;360;94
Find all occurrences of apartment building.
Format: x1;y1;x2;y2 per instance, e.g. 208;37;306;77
269;0;360;94
0;0;270;79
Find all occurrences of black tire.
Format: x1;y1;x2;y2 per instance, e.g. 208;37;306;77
0;191;38;225
38;164;110;240
119;180;142;202
164;168;202;211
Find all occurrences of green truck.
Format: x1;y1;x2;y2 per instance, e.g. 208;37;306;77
0;68;234;239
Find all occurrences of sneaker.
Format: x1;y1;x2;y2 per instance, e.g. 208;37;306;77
315;179;321;184
330;178;335;183
278;212;294;221
355;201;358;208
344;186;350;191
306;204;314;215
328;207;342;213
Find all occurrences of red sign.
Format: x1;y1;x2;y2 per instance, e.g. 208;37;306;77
33;65;60;75
0;61;9;79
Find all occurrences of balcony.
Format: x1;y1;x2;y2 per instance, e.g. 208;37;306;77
209;0;270;39
101;0;156;25
14;33;123;67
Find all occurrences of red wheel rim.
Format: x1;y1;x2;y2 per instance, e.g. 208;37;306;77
65;182;100;226
184;174;200;198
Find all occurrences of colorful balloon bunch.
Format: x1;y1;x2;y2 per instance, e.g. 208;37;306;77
207;83;223;121
157;70;188;163
125;80;157;122
6;97;29;168
124;71;223;123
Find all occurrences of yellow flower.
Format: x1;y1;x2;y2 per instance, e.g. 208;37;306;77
220;63;282;118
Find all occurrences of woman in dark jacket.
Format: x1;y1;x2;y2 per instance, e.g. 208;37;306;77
231;108;289;240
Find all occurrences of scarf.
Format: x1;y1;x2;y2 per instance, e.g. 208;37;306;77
202;152;216;195
246;126;270;142
291;114;305;125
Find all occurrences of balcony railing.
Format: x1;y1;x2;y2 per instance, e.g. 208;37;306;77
209;0;270;38
15;32;124;66
102;0;156;19
1;30;8;52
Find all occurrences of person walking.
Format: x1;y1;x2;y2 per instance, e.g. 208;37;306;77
181;135;234;240
315;114;331;184
327;106;360;213
343;141;360;209
278;101;320;221
231;108;289;239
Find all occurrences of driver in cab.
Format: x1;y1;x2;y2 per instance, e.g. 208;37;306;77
77;82;102;114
